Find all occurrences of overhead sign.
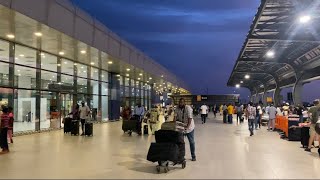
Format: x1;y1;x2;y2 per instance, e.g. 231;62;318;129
197;95;201;101
267;97;273;103
201;96;208;100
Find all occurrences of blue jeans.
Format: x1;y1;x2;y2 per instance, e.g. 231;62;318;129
248;119;254;135
185;130;196;159
255;115;261;129
228;114;233;124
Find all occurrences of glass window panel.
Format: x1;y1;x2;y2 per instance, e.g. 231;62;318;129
61;75;74;93
0;40;9;62
125;78;130;86
61;59;74;75
101;96;108;121
119;75;123;85
91;67;99;80
41;53;57;72
131;87;135;97
0;88;12;107
15;65;36;89
120;86;124;97
40;91;58;130
91;80;99;95
14;89;37;132
0;62;9;86
125;87;130;97
136;89;140;97
15;45;36;67
78;78;87;94
101;82;109;96
78;64;87;78
41;71;58;89
101;70;108;82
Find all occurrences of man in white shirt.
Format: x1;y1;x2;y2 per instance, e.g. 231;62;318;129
79;101;90;136
174;98;196;161
268;104;277;131
200;104;208;124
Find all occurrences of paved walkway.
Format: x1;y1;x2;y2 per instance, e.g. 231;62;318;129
0;114;319;179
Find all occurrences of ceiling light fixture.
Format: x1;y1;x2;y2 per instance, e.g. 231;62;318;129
235;84;240;88
240;81;243;84
266;50;275;58
108;61;113;64
299;15;311;23
6;34;15;39
34;32;42;37
59;51;64;55
245;74;250;79
126;68;130;71
19;54;24;57
90;62;95;65
80;50;86;54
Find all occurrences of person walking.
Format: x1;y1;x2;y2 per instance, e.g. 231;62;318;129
305;99;320;152
0;107;11;154
213;104;217;118
227;103;234;124
255;103;262;129
246;102;256;136
133;103;145;135
268;104;277;131
236;104;243;124
7;107;14;144
174;98;196;161
200;103;208;124
79;101;90;136
222;104;228;123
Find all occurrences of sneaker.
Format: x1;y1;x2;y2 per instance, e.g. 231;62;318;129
305;148;311;152
191;158;196;161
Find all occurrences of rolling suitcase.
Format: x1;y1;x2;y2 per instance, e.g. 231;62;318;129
301;127;310;148
143;124;148;135
122;120;137;132
64;117;72;133
71;120;79;136
85;122;93;136
155;130;184;144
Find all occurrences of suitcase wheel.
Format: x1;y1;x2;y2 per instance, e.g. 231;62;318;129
182;161;186;169
156;166;160;173
128;131;132;136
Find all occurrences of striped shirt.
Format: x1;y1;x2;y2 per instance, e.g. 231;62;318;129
247;106;256;120
1;113;10;128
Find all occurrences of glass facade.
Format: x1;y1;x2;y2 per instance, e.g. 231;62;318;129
0;39;152;133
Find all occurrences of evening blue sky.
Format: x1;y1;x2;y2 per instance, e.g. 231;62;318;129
72;0;319;102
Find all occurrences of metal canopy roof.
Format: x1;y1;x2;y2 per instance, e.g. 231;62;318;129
228;0;320;94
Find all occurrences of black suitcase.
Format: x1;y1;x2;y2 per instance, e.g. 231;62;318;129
85;122;93;136
147;143;179;162
155;130;184;144
301;127;310;148
71;120;79;136
288;127;301;141
122;120;137;132
144;124;148;135
64;117;72;133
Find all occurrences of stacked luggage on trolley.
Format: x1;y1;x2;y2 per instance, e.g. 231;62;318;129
122;115;141;136
147;121;186;173
63;116;93;136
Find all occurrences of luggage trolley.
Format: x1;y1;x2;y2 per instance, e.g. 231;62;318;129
147;122;187;173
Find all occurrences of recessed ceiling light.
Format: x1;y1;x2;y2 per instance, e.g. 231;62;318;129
245;75;250;79
126;74;129;77
147;81;149;83
90;62;95;65
266;50;275;58
116;74;120;77
57;64;61;66
161;75;164;78
80;50;86;54
64;61;67;64
149;77;152;80
19;54;24;57
235;84;240;88
139;73;143;76
240;81;243;83
138;78;141;80
34;32;42;37
108;61;113;64
6;34;15;39
59;51;64;55
74;63;77;66
299;15;311;23
126;68;130;71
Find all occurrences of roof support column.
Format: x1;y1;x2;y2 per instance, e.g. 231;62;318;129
293;73;304;106
273;87;281;106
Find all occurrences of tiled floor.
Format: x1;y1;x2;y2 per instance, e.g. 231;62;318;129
0;114;319;179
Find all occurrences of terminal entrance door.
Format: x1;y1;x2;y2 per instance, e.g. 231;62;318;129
59;93;73;128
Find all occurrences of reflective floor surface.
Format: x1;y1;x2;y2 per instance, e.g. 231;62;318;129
0;114;319;179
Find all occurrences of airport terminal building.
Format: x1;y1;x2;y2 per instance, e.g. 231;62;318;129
0;0;189;134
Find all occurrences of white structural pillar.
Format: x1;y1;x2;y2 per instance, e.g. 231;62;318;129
293;73;304;106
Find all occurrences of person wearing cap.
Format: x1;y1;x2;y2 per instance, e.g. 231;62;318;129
305;99;320;152
79;101;90;136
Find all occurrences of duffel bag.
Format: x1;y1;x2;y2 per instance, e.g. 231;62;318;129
161;121;185;132
155;130;184;144
147;143;179;162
